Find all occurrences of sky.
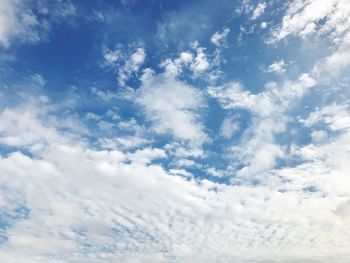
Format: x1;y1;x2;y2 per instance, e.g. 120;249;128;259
0;0;350;262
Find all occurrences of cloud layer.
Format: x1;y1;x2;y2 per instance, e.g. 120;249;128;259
1;0;350;262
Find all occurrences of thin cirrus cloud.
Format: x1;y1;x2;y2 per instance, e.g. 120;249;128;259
1;0;350;262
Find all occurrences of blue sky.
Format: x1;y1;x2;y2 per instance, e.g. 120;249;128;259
1;0;350;262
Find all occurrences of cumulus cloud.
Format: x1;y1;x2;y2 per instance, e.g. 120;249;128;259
159;42;217;80
211;28;230;46
160;52;194;76
190;42;210;75
136;72;208;147
118;47;146;86
102;46;146;87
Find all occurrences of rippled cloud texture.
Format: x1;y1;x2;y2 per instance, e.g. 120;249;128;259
1;0;350;262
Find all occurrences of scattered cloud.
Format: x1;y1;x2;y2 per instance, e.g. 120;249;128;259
271;0;350;42
103;46;146;87
1;0;350;261
267;59;286;74
251;2;266;20
211;28;230;46
190;42;210;75
208;74;316;177
260;21;268;29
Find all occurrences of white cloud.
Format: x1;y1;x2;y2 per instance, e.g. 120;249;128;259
271;0;350;42
312;48;350;80
130;47;146;66
206;167;226;178
267;59;286;74
190;44;210;75
0;0;37;47
269;0;350;94
102;46;146;87
208;74;316;177
159;44;216;79
2;0;350;261
301;103;350;131
260;21;268;29
311;130;328;143
136;72;208;147
1;100;350;262
207;82;274;117
164;142;205;158
0;0;76;47
174;158;198;168
118;47;146;87
127;147;166;165
91;87;118;102
251;2;266;20
210;28;230;46
99;136;149;151
0;106;65;147
160;51;194;76
220;116;239;139
103;49;120;64
30;73;47;87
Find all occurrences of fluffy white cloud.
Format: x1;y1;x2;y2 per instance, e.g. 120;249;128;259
159;43;217;80
312;48;350;80
260;21;268;29
160;52;194;76
271;0;350;42
190;42;210;75
211;28;230;46
102;46;146;87
136;72;208;147
118;47;146;86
